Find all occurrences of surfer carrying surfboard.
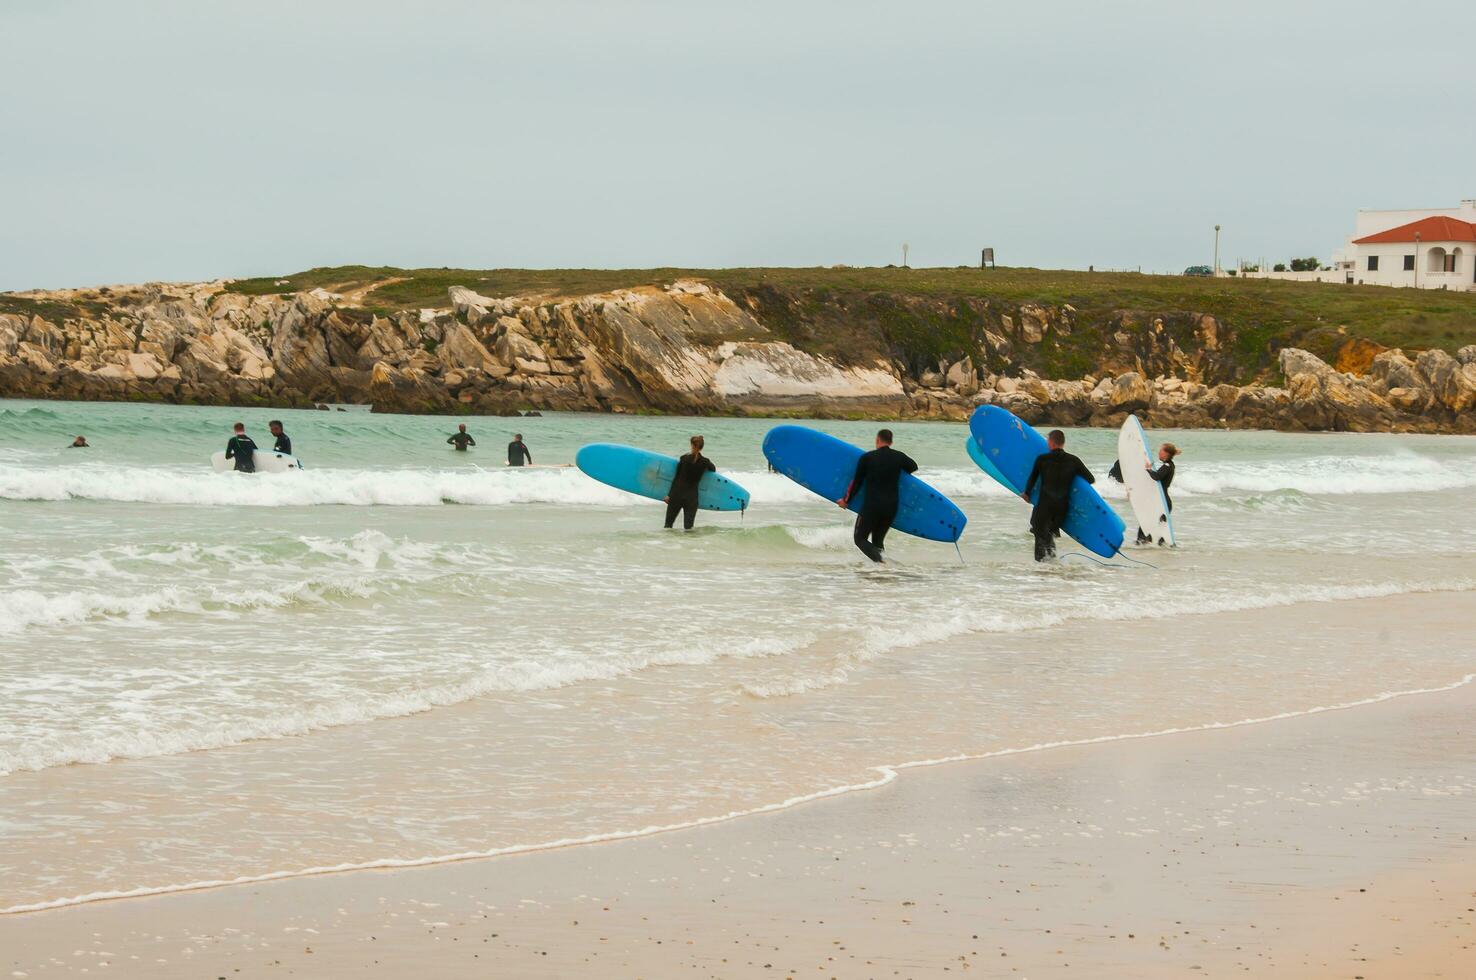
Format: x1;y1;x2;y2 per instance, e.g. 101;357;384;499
1022;430;1096;561
507;434;532;467
663;435;716;530
268;420;292;456
1147;443;1178;499
224;422;258;473
836;429;917;563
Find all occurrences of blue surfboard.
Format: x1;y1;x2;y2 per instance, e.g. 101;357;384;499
575;443;750;511
762;425;966;543
967;406;1124;558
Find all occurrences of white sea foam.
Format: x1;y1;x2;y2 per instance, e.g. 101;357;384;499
8;573;1471;772
0;464;827;507
1171;452;1476;496
0;631;812;775
3;448;1472;509
738;577;1476;699
0;530;445;634
6;671;1470;917
782;525;856;550
0;577;385;637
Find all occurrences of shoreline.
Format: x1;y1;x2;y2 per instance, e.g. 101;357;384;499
4;633;1473;976
7;671;1471;918
4;589;1475;919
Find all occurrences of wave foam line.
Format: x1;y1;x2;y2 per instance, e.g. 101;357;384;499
0;633;810;775
4;672;1471;918
0;576;386;637
739;578;1476;700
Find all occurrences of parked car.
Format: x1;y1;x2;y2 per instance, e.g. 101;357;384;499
1183;265;1214;277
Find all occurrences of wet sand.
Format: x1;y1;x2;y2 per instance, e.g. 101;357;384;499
4;609;1473;978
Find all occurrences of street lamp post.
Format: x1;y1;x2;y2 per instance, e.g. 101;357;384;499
1214;225;1221;276
1414;231;1420;289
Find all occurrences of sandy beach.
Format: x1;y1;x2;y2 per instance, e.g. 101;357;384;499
5;591;1472;978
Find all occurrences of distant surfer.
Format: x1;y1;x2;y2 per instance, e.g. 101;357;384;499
1022;429;1095;561
837;428;917;563
507;433;532;467
269;420;292;456
664;435;716;530
225;422;258;473
68;435;89;449
447;424;476;452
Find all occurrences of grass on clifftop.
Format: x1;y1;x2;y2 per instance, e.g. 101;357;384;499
221;265;1476;356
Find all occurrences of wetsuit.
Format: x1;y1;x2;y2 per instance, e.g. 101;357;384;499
1107;460;1123;482
1147;457;1175;510
1023;448;1094;561
273;432;292;455
665;452;715;530
447;431;475;451
844;445;918;563
225;434;258;473
507;440;532;467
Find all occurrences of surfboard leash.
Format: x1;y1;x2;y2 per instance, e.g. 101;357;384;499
1060;552;1123;570
1114;551;1160;570
953;541;965;566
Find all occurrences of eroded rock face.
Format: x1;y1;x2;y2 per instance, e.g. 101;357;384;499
1;280;1472;432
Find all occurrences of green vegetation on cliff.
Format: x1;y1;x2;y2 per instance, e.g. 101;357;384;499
222;265;1476;368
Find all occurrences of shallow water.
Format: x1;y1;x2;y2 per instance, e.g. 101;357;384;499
2;399;1475;912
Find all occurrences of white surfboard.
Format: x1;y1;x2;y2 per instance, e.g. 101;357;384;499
211;449;303;473
1117;415;1175;547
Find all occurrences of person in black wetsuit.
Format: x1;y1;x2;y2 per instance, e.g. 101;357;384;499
447;424;475;452
1022;429;1095;561
507;433;532;467
837;428;917;564
269;420;292;456
68;435;89;448
664;435;715;530
1146;440;1179;511
225;422;257;473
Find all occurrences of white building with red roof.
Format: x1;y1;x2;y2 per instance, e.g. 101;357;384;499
1334;201;1476;291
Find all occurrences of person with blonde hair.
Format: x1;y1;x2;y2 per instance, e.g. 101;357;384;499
663;435;716;530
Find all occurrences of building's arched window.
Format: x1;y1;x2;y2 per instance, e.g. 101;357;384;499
1427;246;1448;273
1448;248;1462;274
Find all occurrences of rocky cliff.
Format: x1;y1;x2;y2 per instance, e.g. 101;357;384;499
2;277;1474;433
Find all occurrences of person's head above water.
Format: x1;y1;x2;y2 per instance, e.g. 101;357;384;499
875;428;893;447
689;435;705;453
233;422;245;434
1159;442;1179;461
457;424;467;432
71;435;87;446
269;420;284;434
1047;429;1065;449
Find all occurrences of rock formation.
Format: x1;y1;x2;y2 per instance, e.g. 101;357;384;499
2;277;1473;433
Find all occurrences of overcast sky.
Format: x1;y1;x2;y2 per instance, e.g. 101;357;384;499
3;0;1473;291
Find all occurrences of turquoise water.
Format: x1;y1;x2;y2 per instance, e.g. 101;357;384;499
3;398;1476;912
